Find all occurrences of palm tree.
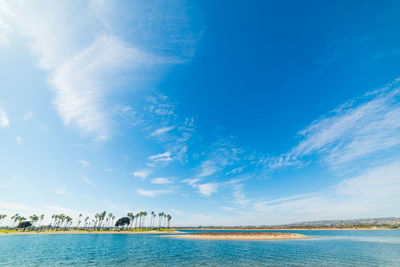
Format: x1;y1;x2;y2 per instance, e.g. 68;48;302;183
141;211;147;229
127;212;134;229
29;215;39;227
52;214;57;229
10;213;19;228
59;214;66;229
0;214;7;227
150;211;155;228
50;214;55;229
99;211;106;229
84;216;89;229
94;214;99;230
138;212;143;229
167;215;172;228
77;214;83;228
12;214;22;228
158;212;164;229
135;213;140;229
108;213;113;227
39;214;44;228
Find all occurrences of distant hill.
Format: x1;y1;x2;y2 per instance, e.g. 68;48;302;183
275;217;400;228
177;217;400;229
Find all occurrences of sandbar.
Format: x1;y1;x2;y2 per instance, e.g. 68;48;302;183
168;232;308;240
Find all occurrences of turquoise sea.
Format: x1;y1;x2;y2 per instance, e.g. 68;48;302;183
1;230;400;266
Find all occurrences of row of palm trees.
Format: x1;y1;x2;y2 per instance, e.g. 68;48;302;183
0;211;172;230
125;211;172;229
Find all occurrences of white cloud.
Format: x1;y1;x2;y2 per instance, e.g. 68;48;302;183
82;176;97;188
148;151;173;163
198;140;242;177
252;159;400;224
137;189;172;197
104;168;113;172
151;177;173;184
78;160;90;167
133;169;152;180
0;109;9;128
231;184;252;208
263;84;400;169
196;183;219;196
336;159;400;199
143;95;196;164
16;136;23;146
198;160;219;177
51;34;159;141
3;0;201;141
150;126;175;137
182;178;201;186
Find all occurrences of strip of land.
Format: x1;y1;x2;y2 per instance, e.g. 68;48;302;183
168;232;308;240
0;230;180;236
179;227;380;230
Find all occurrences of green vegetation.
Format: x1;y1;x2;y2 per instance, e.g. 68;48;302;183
115;217;130;228
17;221;32;228
0;211;173;233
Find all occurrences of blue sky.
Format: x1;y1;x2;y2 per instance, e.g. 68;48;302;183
1;0;400;226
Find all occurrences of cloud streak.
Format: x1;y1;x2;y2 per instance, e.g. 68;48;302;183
253;159;400;224
3;0;201;140
133;169;152;180
263;82;400;169
137;189;172;197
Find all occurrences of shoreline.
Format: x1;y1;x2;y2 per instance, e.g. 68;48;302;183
0;230;181;236
178;227;384;231
168;232;308;240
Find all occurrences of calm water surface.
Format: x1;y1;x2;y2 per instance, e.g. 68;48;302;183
1;230;400;266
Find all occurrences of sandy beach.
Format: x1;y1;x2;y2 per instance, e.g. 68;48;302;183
0;230;181;236
168;232;308;240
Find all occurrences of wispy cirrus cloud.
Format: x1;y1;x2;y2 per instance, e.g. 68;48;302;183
197;140;243;177
82;176;97;188
151;177;173;184
252;159;400;224
262;81;400;169
132;169;152;180
2;0;201;141
150;126;175;137
195;183;219;196
51;34;158;141
137;188;172;197
145;95;195;163
182;178;201;186
148;151;173;164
